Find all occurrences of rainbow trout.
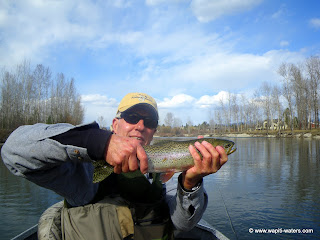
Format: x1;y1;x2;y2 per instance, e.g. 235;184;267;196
92;138;236;183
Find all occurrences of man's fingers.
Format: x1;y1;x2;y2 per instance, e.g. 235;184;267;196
136;144;148;174
190;141;225;173
188;143;201;168
202;140;222;170
106;135;145;174
216;145;228;166
114;165;121;174
128;155;139;171
184;140;229;190
122;158;129;172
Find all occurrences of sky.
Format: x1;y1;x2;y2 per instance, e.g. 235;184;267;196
1;0;320;126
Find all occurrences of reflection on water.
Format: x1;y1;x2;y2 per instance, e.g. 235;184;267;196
204;138;320;240
1;138;320;239
0;148;62;239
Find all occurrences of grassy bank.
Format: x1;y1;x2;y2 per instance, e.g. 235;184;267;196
155;129;320;138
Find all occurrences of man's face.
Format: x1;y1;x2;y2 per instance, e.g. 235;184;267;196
112;107;157;146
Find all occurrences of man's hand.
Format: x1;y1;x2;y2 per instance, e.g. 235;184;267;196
104;134;148;174
182;140;228;190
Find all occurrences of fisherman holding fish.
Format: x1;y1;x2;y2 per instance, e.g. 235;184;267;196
1;92;233;240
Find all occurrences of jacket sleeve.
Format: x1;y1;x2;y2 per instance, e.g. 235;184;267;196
165;174;208;231
1;122;111;206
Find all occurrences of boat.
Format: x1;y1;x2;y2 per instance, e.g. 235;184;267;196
11;201;230;240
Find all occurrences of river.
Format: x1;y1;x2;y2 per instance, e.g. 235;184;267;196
1;137;320;239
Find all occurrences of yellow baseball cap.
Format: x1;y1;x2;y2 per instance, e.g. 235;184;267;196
116;92;158;119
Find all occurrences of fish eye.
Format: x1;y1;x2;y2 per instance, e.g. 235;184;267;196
225;143;231;148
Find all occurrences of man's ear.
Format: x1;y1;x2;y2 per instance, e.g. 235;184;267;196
112;118;118;134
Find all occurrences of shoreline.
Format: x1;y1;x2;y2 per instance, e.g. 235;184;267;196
1;132;320;145
155;132;320;139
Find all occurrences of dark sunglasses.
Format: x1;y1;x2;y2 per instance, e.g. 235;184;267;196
120;112;158;129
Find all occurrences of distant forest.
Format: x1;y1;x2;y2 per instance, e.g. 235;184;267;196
0;60;84;129
1;56;319;136
157;56;320;136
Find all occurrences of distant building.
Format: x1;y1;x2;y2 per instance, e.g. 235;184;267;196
256;119;288;130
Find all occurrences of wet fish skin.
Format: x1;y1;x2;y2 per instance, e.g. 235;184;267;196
145;138;236;173
92;138;236;183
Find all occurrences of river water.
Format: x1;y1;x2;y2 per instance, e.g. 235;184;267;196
1;137;320;239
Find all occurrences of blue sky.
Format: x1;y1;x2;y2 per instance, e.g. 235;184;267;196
1;0;320;126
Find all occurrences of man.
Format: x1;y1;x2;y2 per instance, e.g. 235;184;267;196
1;92;228;240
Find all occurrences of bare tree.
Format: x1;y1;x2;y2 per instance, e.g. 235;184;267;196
278;62;294;134
16;60;33;125
186;117;193;135
219;94;228;133
208;109;215;134
215;110;222;134
0;60;84;129
97;116;108;129
290;63;308;129
240;94;250;132
173;117;182;128
230;93;239;132
1;72;15;128
272;85;283;134
306;56;320;128
164;112;174;128
227;92;232;132
257;81;272;135
33;64;51;122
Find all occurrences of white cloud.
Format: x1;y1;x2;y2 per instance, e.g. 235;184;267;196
141;52;275;96
81;94;118;124
0;0;112;66
0;0;315;126
196;91;230;108
156;91;241;125
190;0;263;22
158;94;196;108
310;18;320;29
82;94;118;106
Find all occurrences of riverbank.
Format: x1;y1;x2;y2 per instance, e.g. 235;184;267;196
211;131;320;139
1;128;320;145
155;129;320;139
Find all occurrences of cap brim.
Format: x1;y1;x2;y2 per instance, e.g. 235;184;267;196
121;103;158;120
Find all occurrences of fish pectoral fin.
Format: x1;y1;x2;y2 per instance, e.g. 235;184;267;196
92;160;114;183
160;172;175;183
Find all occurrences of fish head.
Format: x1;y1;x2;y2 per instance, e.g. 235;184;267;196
221;140;237;155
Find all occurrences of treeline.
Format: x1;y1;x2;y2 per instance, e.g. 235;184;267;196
158;56;320;136
0;60;84;129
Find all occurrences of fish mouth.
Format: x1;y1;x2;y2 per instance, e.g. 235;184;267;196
225;142;237;155
227;147;237;155
226;145;237;155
